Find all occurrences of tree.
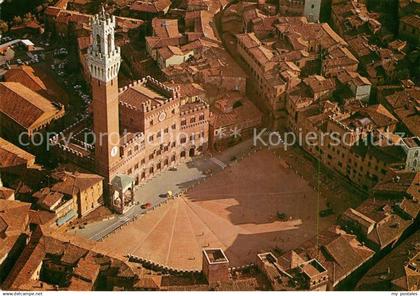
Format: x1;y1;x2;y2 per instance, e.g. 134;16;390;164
0;20;8;34
23;12;34;23
2;0;44;22
233;100;243;108
13;16;22;26
395;68;410;81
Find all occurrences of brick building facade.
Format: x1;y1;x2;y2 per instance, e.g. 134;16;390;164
84;10;209;212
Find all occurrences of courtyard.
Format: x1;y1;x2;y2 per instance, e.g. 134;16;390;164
95;149;334;270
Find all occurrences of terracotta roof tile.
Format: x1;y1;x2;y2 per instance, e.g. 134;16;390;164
296;226;375;287
0;82;64;130
119;82;168;109
373;171;419;199
400;15;420;28
0;187;14;200
303;75;336;94
130;0;171;13
72;252;100;282
29;210;56;226
51;171;103;197
5;66;47;95
210;92;262;129
0;137;35;169
0;200;31;237
33;187;65;210
152;18;181;39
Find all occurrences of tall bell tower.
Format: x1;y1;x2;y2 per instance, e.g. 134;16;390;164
304;0;321;22
87;8;121;180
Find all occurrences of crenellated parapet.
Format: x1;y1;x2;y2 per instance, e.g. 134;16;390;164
121;132;145;150
120;101;138;111
328;114;353;132
87;6;121;82
118;77;148;94
180;103;209;116
145;76;181;100
119;76;181;113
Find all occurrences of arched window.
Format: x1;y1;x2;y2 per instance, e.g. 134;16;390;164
96;34;101;53
108;33;112;55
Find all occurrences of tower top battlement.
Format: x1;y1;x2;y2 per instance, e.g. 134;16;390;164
91;6;116;27
87;7;121;83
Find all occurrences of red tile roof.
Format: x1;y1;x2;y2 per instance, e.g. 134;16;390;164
0;187;14;200
29;210;56;226
0;199;31;237
33;187;65;210
0;137;36;169
4;229;135;290
119;82;168;109
130;0;171;13
298;227;375;287
400;15;420;28
51;171;103;196
303;75;336;94
152;18;181;39
210;92;262;129
5;66;47;94
0;82;64;131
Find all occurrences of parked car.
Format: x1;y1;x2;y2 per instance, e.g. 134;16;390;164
319;208;334;217
141;202;152;209
277;212;288;221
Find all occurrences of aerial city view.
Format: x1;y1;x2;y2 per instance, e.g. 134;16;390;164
0;0;418;293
